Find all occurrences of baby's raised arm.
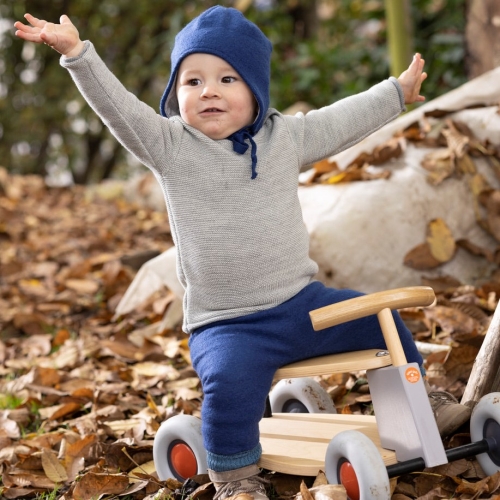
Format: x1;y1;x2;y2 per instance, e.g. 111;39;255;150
14;12;176;175
14;13;85;59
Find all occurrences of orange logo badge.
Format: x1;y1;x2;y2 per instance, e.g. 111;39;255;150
405;367;420;384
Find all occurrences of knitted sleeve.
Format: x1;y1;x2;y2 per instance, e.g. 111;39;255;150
60;41;181;175
284;78;405;167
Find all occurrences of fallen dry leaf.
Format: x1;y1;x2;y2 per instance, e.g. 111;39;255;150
426;218;456;263
41;448;69;483
404;242;442;270
72;472;130;499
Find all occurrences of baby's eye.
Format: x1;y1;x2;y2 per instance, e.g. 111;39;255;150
188;78;201;86
222;76;236;84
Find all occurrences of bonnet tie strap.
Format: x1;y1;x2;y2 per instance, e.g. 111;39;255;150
229;129;258;179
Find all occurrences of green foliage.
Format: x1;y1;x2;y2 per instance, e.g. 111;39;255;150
412;0;467;97
0;392;24;409
0;0;467;182
35;485;59;500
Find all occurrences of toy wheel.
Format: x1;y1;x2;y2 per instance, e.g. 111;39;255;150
269;378;336;414
470;392;500;476
153;414;207;481
325;430;390;500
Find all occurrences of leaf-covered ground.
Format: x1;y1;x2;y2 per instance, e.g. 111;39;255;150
1;165;500;500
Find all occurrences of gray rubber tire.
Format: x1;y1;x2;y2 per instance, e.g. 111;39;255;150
470;392;500;476
153;414;207;481
325;430;390;500
270;377;336;414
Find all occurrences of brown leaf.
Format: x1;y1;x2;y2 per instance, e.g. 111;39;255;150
403;242;442;270
424;305;480;337
32;366;61;387
414;474;456;498
64;278;100;295
442;119;469;158
426;218;456;263
430;458;472;477
41;448;68;483
300;480;315;500
483;190;500;241
52;329;71;347
129;460;156;483
421;275;463;293
2;469;56;489
456;153;477;175
1;487;38;499
403;121;426;141
456;238;494;262
371;136;404;165
488;471;500;493
64;434;98;460
38;402;81;421
312;471;328;488
456;475;490;495
305;484;347;500
421;149;455;185
189;479;216;500
72;472;130;500
340;405;353;414
393;478;416;497
100;338;147;362
313;158;337;174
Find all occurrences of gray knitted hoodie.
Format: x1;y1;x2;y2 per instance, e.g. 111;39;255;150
61;41;405;333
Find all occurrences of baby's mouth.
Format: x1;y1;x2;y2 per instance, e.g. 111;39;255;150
202;108;223;113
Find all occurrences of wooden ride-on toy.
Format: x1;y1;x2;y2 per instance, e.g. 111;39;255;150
153;287;500;500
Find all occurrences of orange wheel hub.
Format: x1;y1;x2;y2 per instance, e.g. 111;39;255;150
340;461;360;500
170;442;197;480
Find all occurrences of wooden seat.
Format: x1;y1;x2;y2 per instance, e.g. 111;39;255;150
274;349;391;380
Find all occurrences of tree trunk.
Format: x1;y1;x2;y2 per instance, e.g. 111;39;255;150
384;0;413;77
465;0;500;78
461;300;500;408
288;0;318;40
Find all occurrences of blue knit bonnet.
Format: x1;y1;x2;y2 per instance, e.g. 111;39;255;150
159;6;273;179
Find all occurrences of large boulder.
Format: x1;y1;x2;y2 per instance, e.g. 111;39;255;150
300;66;500;292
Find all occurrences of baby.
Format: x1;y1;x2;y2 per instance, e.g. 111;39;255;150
15;7;470;500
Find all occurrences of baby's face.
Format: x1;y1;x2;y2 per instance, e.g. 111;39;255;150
176;53;257;140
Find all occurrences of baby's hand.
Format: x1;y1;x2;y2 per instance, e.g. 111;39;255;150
14;13;84;58
397;53;427;105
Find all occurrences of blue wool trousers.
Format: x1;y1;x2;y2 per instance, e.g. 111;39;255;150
188;281;423;472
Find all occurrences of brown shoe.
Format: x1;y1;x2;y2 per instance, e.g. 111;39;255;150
209;464;269;500
427;390;471;438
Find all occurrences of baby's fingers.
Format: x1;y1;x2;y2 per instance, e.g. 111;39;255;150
408;54;424;75
24;13;46;28
14;23;41;43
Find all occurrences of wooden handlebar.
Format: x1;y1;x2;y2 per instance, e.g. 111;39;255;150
309;286;436;332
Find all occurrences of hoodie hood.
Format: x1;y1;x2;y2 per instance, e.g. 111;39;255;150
159;7;272;178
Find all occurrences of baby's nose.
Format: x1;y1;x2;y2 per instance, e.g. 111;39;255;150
201;83;221;98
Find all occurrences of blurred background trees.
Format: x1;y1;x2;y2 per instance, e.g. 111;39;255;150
0;0;489;185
